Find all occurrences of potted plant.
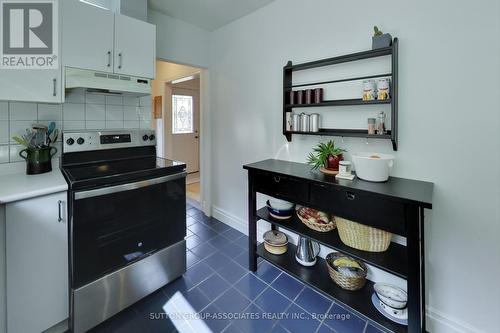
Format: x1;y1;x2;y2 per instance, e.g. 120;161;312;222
372;26;392;49
12;122;58;175
307;140;346;171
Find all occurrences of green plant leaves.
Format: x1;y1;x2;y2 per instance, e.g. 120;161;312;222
306;140;347;170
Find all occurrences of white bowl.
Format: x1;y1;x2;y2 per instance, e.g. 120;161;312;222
268;198;294;210
374;283;407;309
352;152;394;182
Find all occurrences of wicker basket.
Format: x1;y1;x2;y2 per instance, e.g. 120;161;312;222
296;209;336;233
326;253;367;291
336;217;392;252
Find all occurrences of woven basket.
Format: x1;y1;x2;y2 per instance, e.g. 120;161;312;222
296;210;336;233
326;253;367;291
336;217;392;252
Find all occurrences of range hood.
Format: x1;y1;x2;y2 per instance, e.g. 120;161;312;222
65;67;151;96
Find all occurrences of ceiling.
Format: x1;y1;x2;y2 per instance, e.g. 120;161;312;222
147;0;275;31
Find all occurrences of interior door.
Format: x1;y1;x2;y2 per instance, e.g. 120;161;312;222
114;14;156;78
62;0;115;73
170;87;200;174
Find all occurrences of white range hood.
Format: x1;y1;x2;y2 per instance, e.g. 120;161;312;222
65;67;151;96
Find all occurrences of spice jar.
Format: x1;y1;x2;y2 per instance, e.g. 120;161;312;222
377;111;386;135
367;118;376;135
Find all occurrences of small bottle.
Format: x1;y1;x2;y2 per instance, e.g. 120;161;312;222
367;118;376;135
377;111;386;135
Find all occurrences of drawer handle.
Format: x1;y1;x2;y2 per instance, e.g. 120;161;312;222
346;192;355;201
58;200;63;222
273;176;281;183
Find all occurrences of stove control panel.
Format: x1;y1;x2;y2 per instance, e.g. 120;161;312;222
63;130;156;153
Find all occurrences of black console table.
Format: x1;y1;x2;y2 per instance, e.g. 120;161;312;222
243;159;433;333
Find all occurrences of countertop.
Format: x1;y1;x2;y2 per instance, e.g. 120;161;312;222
243;159;434;208
0;161;68;204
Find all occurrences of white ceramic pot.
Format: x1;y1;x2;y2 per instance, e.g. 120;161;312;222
269;197;295;210
352;152;394;182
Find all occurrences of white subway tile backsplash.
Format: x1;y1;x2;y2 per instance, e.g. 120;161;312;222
0;102;8;120
63;121;86;130
63;103;85;121
123;97;139;106
85;103;105;120
124;106;139;120
85;93;105;105
105;120;124;129
0;121;8;144
1;94;151;163
0;145;9;163
9;102;37;120
85;121;105;130
106;104;124;121
105;96;123;105
38;104;63;121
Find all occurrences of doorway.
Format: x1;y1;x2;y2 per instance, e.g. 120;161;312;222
152;60;205;207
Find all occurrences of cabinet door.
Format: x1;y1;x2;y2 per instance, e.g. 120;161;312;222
0;69;62;103
6;192;68;333
62;0;115;72
114;14;156;78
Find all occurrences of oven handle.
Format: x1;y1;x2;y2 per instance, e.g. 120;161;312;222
74;172;187;200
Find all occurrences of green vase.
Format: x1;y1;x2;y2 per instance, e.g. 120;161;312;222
19;146;57;175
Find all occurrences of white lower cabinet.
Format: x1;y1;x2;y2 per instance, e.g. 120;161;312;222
6;192;68;333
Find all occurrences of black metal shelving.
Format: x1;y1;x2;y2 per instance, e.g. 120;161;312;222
256;207;407;278
256;243;406;333
282;39;398;150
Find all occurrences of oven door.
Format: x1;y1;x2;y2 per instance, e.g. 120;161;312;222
71;172;186;288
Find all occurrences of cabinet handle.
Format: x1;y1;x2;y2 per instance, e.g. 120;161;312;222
107;51;111;67
346;192;356;201
273;176;281;183
58;200;63;222
52;78;57;96
118;52;123;69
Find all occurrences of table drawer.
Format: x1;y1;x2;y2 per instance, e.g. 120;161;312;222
309;183;406;235
253;172;308;203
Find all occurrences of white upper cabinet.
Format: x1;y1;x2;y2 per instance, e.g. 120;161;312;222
114;14;156;78
62;1;156;79
0;69;63;103
62;0;115;73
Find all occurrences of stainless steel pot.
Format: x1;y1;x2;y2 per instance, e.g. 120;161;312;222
295;236;320;266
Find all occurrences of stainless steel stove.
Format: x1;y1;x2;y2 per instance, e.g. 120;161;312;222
61;130;187;333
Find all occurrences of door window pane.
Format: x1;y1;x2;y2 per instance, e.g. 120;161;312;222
172;95;193;134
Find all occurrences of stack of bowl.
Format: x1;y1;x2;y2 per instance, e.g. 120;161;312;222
263;230;288;255
266;198;295;220
373;283;408;321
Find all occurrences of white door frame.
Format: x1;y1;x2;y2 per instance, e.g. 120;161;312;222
155;58;211;217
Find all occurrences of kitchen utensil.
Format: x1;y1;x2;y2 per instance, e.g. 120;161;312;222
309;113;320;132
352;152;394;182
371;293;408;325
299;113;310;132
374;284;408;309
295;236;320;266
339;161;352;177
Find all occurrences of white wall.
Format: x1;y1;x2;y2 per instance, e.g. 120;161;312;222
148;10;210;68
209;0;500;332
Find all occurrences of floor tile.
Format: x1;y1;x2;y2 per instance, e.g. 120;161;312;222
270;325;289;333
294;287;332;317
210;222;231;233
234;273;267;301
365;324;385;333
186;250;200;268
134;290;176;333
271;273;304;301
219;241;245;259
323;303;366;333
186;234;203;249
186;216;198;226
232;303;275;333
201;251;229;271
184;287;211;312
316;324;335;333
208;234;231;248
199;217;222;228
254;287;290;315
200;304;231;332
190;242;217;260
214;288;251;314
218;260;247;284
253;261;281;283
197;274;230;300
233;249;249;269
88;306;145;333
232;235;249;249
222;228;244;240
163;277;190;296
279;304;320;333
184;262;213;287
196;227;219;241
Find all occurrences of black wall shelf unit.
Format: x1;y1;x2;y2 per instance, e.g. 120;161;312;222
282;38;399;150
244;159;434;333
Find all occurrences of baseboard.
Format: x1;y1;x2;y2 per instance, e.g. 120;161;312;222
211;205;484;333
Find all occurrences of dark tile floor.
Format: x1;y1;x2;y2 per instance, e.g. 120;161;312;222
90;205;385;333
